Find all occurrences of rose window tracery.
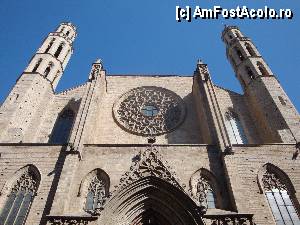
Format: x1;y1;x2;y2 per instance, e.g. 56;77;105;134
113;86;186;136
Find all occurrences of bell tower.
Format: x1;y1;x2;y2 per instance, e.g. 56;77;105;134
24;22;76;89
222;26;300;143
0;22;77;142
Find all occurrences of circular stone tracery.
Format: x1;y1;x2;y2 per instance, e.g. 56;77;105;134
113;86;186;136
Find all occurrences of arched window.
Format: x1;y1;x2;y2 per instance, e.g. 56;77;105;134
60;27;65;33
66;30;70;36
196;178;216;210
44;62;53;77
45;38;55;53
54;42;65;58
0;166;40;225
79;169;110;215
257;62;269;76
245;43;256;57
246;66;255;80
85;176;106;213
235;47;244;61
32;58;42;72
261;165;300;224
225;111;248;144
190;169;220;213
49;109;75;144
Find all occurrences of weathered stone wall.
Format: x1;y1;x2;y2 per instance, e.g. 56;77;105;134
214;86;261;144
89;75;202;144
34;84;86;143
0;145;64;225
50;145;232;216
225;144;300;225
0;75;54;143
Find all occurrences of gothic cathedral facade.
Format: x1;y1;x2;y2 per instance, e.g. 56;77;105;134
0;22;299;225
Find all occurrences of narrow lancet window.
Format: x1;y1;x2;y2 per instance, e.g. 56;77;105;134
257;62;269;77
235;47;245;61
0;166;39;225
44;62;53;77
54;42;64;58
45;38;55;53
245;43;256;57
32;58;42;72
262;166;300;225
49;109;75;144
225;111;248;144
246;66;255;80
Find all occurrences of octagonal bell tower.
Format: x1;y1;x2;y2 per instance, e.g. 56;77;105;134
24;22;76;89
0;22;77;142
222;25;300;144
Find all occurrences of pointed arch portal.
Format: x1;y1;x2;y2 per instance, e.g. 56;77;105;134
100;176;204;225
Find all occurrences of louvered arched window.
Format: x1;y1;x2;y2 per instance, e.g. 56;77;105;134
257;62;270;77
32;58;42;73
45;38;55;53
49;109;75;144
235;47;245;61
245;42;256;57
262;166;299;225
0;166;40;225
225;111;248;144
54;42;65;58
44;62;53;77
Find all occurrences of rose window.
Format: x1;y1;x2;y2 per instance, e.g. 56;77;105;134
113;86;186;136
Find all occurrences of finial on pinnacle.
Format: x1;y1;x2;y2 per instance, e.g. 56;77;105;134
197;59;204;65
94;58;104;69
94;58;102;64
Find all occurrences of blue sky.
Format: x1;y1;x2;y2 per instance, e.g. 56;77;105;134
0;1;299;110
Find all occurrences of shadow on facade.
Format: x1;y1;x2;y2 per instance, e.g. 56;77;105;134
206;145;234;211
40;146;68;225
166;93;203;144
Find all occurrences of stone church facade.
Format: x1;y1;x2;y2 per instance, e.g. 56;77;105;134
0;22;299;225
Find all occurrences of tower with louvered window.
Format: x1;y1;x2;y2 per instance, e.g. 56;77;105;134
0;23;76;143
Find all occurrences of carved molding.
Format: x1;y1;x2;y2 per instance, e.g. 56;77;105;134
114;146;185;192
47;216;97;225
11;167;38;194
86;176;107;215
262;170;287;191
204;214;254;225
195;177;213;210
48;219;89;225
113;86;186;136
88;64;102;81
